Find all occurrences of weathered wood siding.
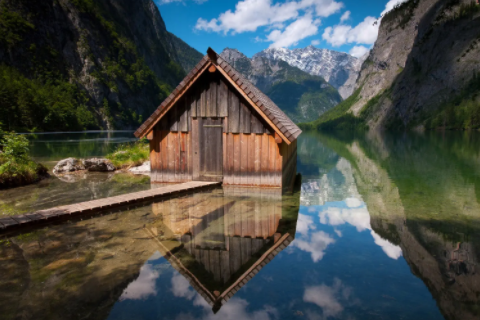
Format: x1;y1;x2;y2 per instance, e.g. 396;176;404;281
223;133;282;187
149;69;296;188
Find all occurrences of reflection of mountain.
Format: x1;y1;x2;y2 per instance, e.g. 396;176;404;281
0;188;299;319
301;158;360;206
317;131;480;320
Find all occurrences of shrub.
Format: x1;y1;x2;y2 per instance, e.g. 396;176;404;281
106;139;149;169
0;132;47;188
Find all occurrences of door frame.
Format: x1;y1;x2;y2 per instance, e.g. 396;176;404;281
192;117;224;182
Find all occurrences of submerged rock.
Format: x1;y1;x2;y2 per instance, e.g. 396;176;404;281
129;161;150;175
53;158;85;174
83;158;115;172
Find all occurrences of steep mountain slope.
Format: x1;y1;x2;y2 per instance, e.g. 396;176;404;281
309;0;480;131
0;0;200;131
220;48;342;123
169;32;203;73
256;46;364;99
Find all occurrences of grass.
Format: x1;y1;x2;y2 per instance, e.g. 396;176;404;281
0;132;48;189
106;139;149;169
299;87;366;132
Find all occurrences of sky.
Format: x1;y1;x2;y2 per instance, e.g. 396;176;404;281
156;0;406;58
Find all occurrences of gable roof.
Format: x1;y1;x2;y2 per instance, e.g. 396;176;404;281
134;48;301;144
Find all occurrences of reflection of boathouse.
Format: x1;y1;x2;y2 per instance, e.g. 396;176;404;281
146;188;299;312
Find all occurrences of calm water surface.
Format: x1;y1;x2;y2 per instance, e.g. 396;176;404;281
1;130;480;320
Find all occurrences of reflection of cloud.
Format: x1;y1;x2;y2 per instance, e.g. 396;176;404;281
194;296;278;320
171;273;196;299
120;264;159;300
319;205;371;232
344;197;362;208
317;202;403;260
297;213;316;236
371;231;402;259
170;270;278;320
303;278;353;318
292;231;335;262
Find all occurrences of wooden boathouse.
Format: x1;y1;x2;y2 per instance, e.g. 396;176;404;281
135;48;301;189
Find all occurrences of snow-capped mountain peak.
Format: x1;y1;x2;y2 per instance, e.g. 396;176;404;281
254;47;364;99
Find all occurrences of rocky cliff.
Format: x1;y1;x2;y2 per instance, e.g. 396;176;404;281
256;46;364;99
220;48;342;123
0;0;202;131
310;0;480;131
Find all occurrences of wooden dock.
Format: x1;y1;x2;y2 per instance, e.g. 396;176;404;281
0;181;220;232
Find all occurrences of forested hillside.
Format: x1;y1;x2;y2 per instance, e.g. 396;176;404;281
0;0;202;132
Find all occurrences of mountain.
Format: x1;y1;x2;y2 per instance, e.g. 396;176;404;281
307;0;480;131
255;46;364;99
0;0;201;132
169;32;203;73
220;48;342;123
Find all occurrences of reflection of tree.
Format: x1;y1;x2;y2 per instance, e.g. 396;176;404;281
316;131;480;320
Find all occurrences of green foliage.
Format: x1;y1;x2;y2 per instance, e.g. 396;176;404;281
424;73;480;130
169;32;204;73
301;87;363;131
106;139;149;169
0;65;98;132
0;3;34;48
0;132;47;188
382;0;419;29
266;63;342;123
457;1;480;19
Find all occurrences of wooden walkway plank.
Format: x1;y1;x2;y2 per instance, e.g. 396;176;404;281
0;181;220;233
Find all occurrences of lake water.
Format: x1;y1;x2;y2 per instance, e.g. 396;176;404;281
1;130;479;320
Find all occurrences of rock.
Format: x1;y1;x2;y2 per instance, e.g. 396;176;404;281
128;161;150;175
83;158;116;172
53;158;85;174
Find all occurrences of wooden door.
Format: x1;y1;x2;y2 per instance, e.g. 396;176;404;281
198;118;223;181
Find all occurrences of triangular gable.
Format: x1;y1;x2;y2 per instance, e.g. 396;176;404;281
145;227;294;313
134;48;301;145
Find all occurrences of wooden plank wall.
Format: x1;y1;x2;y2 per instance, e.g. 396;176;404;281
150;127;193;183
280;139;297;192
223;133;282;188
149;69;296;187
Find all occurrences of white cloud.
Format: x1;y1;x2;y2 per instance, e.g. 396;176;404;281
381;0;408;17
322;0;407;48
349;45;369;57
340;10;350;22
300;0;343;17
195;0;343;48
311;39;320;46
322;16;378;47
266;14;321;48
120;264;159;300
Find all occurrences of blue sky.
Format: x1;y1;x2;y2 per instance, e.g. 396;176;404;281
156;0;405;58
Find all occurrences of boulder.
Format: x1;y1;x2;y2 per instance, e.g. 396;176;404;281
53;158;85;174
83;158;116;172
128;161;151;175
